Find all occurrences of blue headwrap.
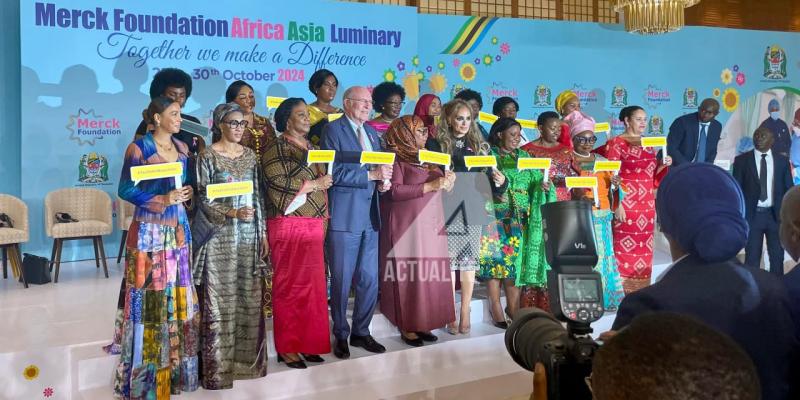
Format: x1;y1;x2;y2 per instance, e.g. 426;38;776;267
768;99;780;111
656;163;748;263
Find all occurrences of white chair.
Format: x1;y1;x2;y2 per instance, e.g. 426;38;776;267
44;188;113;282
0;194;29;288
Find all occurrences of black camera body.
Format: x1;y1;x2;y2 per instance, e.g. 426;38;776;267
505;200;604;400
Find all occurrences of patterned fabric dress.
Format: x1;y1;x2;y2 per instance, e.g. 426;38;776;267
307;104;344;147
240;113;277;160
193;147;268;389
107;133;199;399
604;136;668;293
521;141;578;201
575;155;625;310
479;148;554;286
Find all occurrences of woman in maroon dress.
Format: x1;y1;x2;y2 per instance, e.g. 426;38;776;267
379;115;456;347
521;111;578;202
606;106;671;294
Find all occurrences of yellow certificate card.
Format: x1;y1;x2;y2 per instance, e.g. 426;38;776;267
594;122;611;132
464;155;497;169
307;150;335;164
566;176;598;188
207;181;254;201
360;151;396;165
266;96;286;109
479;111;498;124
518;119;537;129
641;136;667;148
131;162;183;186
418;149;452;167
517;158;552;170
593;160;622;173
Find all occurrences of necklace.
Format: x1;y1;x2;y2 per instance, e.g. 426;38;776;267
454;137;465;149
573;150;592;158
155;139;174;152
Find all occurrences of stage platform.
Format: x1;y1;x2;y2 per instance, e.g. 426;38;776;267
0;247;673;400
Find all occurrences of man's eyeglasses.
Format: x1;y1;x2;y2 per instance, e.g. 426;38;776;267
224;120;249;129
574;136;598;145
347;98;373;107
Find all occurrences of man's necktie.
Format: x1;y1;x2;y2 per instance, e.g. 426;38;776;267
357;126;368;151
759;153;768;202
696;124;707;163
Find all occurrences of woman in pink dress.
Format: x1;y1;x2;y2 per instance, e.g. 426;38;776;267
605;106;672;294
365;82;406;148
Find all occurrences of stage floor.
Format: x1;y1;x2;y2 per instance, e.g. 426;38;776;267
0;248;672;400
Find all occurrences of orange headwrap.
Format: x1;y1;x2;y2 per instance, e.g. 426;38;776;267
385;115;426;164
555;90;579;116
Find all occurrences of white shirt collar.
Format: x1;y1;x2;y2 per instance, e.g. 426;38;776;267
755;148;772;158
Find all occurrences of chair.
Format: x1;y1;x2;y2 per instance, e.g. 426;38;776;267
44;188;113;283
0;194;29;288
116;198;135;264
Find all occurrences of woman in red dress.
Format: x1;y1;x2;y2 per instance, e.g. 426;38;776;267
521;111;578;202
605;106;672;294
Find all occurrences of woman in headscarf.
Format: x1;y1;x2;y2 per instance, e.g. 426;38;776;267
413;93;442;150
366;81;406;147
480;117;554;328
521;111;578;202
194;103;269;388
554;89;582;149
436;99;507;334
306;69;344;146
379;115;456;347
225;80;277;159
566;110;625;311
606;106;671;294
261;98;332;369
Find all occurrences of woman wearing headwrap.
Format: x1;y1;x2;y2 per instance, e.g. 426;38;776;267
194;103;269;388
554;89;581;149
366;82;406;147
225;80;277;159
609;163;798;400
480;118;555;328
606;106;671;294
413;93;442;150
379;115;456;347
521;111;578;202
566;111;625;311
306;69;344;146
261;98;333;369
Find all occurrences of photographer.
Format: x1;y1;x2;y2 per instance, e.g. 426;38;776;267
606;163;799;400
592;312;760;400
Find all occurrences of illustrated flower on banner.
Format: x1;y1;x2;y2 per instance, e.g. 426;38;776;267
383;69;396;82
412;55;420;67
426;66;433;73
736;72;746;86
500;43;511;55
483;54;493;66
43;387;54;398
396;61;405;72
491;36;499;45
402;72;421;100
459;63;477;82
496;55;502;62
416;71;426;82
733;64;739;72
23;365;39;380
453;58;461;67
720;68;733;85
474;58;481;65
722;87;740;112
437;62;445;70
429;73;448;93
713;88;721;98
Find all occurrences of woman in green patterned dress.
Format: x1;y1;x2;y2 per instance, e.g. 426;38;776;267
193;103;269;389
479;118;555;327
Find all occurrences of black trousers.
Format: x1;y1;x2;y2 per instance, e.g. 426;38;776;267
744;208;786;276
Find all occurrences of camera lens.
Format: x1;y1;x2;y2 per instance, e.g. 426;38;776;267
504;307;568;371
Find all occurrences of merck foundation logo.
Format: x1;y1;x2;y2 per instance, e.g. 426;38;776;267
66;109;122;145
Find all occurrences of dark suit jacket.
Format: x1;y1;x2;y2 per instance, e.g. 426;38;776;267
613;255;799;400
784;263;800;340
320;116;382;232
666;112;722;166
732;150;794;222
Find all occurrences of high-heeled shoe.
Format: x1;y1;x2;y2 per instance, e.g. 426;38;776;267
302;354;325;363
505;306;513;321
459;307;471;334
277;354;307;369
446;321;459;335
401;334;424;347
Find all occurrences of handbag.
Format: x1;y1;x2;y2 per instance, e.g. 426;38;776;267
190;208;221;254
19;253;51;285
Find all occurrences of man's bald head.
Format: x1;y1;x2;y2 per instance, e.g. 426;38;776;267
780;186;800;261
343;86;372;125
698;98;720;123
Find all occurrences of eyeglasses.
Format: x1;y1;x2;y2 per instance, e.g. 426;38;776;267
224;120;249;129
386;100;406;108
347;98;373;106
574;136;598;145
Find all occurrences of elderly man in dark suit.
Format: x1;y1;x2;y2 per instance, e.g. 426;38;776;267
321;86;392;359
666;98;722;166
733;127;794;276
604;163;799;400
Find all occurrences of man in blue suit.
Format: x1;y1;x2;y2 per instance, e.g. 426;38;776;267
606;163;799;400
733;127;794;276
666;98;722;166
321;86;393;359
